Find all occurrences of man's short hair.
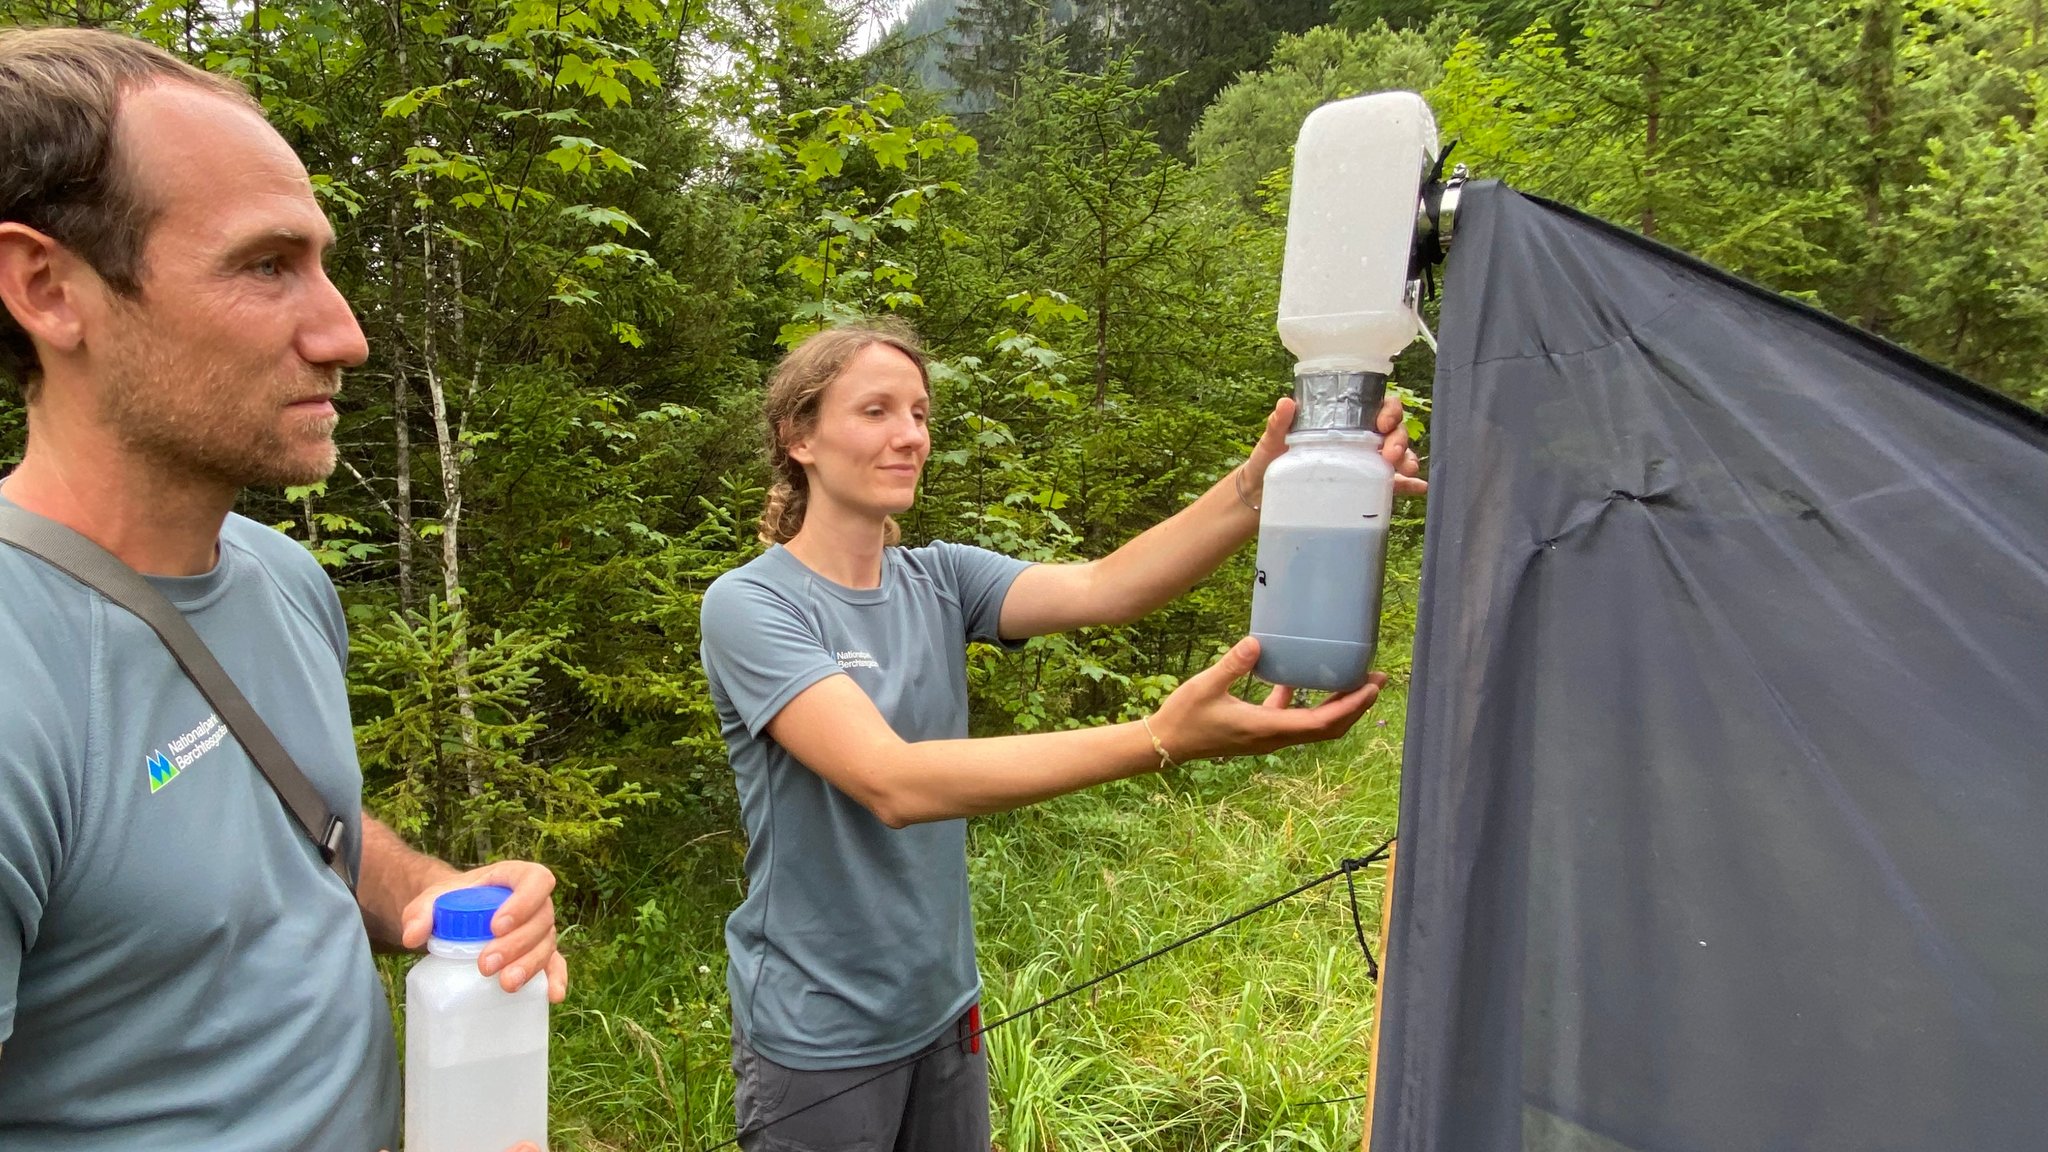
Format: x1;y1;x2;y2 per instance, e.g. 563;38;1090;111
0;27;259;402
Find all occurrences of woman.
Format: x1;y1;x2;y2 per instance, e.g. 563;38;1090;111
699;319;1421;1151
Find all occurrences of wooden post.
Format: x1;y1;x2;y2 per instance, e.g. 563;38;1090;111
1360;842;1398;1152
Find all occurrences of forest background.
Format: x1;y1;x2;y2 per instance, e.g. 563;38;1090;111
1;0;2043;1147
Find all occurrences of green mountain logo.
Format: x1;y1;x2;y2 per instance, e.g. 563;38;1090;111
146;750;179;793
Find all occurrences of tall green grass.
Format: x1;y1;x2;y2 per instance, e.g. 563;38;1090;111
540;692;1406;1151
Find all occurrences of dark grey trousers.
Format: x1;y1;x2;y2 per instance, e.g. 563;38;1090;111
731;1009;991;1152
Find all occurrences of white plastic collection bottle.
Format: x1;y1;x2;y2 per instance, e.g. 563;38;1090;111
1249;388;1397;692
1250;91;1438;692
405;885;549;1152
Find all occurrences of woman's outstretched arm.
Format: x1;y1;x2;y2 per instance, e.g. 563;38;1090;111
766;636;1383;828
997;395;1421;639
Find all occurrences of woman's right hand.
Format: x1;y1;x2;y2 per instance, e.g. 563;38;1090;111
1148;636;1383;764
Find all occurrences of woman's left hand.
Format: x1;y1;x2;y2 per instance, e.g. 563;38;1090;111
1238;394;1427;505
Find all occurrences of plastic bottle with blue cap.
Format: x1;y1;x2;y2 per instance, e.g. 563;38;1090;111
404;885;549;1151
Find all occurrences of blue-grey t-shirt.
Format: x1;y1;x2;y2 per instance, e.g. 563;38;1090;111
0;500;398;1151
700;541;1030;1070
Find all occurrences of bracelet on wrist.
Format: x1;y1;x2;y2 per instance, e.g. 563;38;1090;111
1140;714;1179;770
1233;466;1261;513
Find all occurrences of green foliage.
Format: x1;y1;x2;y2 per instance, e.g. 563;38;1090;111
1432;2;1841;262
938;0;1346;150
888;55;1321;730
1890;93;2048;400
1331;0;1446;31
1065;0;1338;151
941;0;1075;109
759;84;978;343
1191;18;1463;207
6;0;2029;894
1;0;2042;1141
350;598;653;863
1427;0;2048;407
0;396;24;470
544;699;1408;1150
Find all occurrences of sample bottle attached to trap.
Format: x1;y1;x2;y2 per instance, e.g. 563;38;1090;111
1250;91;1438;692
405;885;549;1152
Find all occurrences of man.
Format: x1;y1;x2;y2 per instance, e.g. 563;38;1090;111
0;27;566;1150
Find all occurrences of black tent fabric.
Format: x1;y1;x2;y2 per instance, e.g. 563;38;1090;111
1373;182;2048;1152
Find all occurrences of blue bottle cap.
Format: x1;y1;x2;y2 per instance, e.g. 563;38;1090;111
431;885;512;943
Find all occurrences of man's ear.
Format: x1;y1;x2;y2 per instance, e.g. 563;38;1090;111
0;223;89;361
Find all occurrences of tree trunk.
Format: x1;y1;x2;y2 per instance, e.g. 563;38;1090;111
389;0;416;611
1854;0;1900;335
388;200;415;611
1092;294;1111;407
1639;0;1664;239
1092;219;1111;407
1857;0;1897;229
1641;73;1660;237
419;204;490;859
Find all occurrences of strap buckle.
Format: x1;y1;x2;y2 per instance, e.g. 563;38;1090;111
318;815;346;863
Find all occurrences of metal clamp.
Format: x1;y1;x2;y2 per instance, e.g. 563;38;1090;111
1413;161;1469;262
1436;162;1469;254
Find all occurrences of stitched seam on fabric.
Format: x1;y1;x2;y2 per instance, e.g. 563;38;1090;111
64;593;109;907
238;535;335;653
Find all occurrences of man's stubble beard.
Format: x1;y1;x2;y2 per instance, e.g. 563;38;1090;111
98;322;340;490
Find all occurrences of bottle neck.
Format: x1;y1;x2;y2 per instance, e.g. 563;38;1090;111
427;936;490;961
1284;427;1385;449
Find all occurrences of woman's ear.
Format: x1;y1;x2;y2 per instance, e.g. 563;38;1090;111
781;419;814;467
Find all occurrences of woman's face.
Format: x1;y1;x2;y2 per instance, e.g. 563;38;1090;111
788;343;931;519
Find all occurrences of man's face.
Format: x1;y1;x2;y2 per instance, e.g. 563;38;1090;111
88;82;367;489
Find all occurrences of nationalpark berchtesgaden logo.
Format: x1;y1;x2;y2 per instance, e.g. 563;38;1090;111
146;713;228;794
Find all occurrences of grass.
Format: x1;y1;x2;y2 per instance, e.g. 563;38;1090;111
539;688;1408;1151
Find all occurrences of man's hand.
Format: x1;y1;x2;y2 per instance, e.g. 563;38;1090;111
400;860;567;1003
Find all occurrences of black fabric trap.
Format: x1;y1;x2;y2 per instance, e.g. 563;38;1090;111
1374;182;2048;1152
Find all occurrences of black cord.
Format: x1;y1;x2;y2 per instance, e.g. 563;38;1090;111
978;836;1396;1036
1343;862;1378;982
702;837;1396;1151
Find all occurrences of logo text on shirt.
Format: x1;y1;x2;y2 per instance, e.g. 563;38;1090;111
835;649;881;671
146;713;227;794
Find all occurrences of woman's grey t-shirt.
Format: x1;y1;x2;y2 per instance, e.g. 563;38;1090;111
700;542;1030;1070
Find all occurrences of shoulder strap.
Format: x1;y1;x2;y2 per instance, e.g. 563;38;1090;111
0;504;357;892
